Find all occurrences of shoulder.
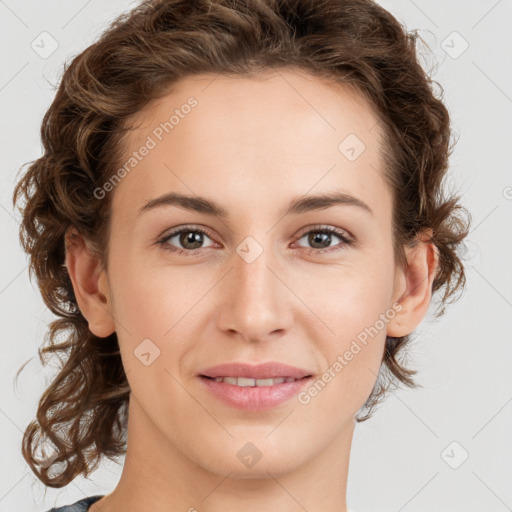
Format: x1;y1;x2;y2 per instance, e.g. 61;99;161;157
43;495;105;512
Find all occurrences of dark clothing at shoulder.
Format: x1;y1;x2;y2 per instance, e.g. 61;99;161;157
43;495;104;512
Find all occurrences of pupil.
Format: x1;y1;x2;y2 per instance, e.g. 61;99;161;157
181;231;203;249
310;232;330;249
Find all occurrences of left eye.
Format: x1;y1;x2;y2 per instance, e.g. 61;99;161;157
294;227;352;252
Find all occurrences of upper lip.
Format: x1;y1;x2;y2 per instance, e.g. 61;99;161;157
198;362;313;380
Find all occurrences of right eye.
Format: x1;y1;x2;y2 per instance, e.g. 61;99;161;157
157;225;217;255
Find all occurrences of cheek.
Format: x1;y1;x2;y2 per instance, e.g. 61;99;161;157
105;257;186;365
308;259;393;388
107;265;192;402
107;260;216;384
306;257;394;336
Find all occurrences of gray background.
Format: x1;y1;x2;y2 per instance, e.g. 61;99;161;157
1;1;511;511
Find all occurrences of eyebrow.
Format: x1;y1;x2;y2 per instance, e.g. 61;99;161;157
137;190;373;218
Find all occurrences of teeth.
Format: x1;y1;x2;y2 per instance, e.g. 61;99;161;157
212;376;299;386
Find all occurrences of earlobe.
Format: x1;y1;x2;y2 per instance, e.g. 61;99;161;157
387;229;439;338
64;227;115;338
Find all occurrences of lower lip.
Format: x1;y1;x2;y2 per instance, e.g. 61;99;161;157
199;376;312;411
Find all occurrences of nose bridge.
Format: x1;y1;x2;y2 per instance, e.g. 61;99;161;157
235;237;275;300
217;234;290;340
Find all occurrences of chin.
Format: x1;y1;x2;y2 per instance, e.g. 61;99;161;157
196;444;308;480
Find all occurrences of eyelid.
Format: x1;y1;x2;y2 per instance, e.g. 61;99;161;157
158;224;215;240
293;224;353;241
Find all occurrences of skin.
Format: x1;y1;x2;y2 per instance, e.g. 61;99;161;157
65;68;438;512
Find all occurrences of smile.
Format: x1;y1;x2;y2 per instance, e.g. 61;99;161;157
204;376;306;386
199;375;313;411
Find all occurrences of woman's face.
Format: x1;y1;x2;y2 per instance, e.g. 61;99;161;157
97;69;407;477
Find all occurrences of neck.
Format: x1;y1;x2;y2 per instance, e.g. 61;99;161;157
90;396;355;512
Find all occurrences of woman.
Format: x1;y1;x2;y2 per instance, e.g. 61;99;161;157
12;0;470;510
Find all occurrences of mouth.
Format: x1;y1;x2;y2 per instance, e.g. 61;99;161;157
200;375;312;387
197;361;313;380
198;373;314;411
196;362;314;410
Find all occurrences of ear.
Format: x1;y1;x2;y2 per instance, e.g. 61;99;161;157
387;229;439;337
64;227;115;338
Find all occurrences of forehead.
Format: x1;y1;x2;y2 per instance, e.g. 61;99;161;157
112;69;390;221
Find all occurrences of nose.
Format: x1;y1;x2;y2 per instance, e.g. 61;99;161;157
216;237;294;343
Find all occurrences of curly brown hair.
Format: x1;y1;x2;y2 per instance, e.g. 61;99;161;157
12;0;471;489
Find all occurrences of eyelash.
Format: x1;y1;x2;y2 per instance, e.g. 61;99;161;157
156;224;354;257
